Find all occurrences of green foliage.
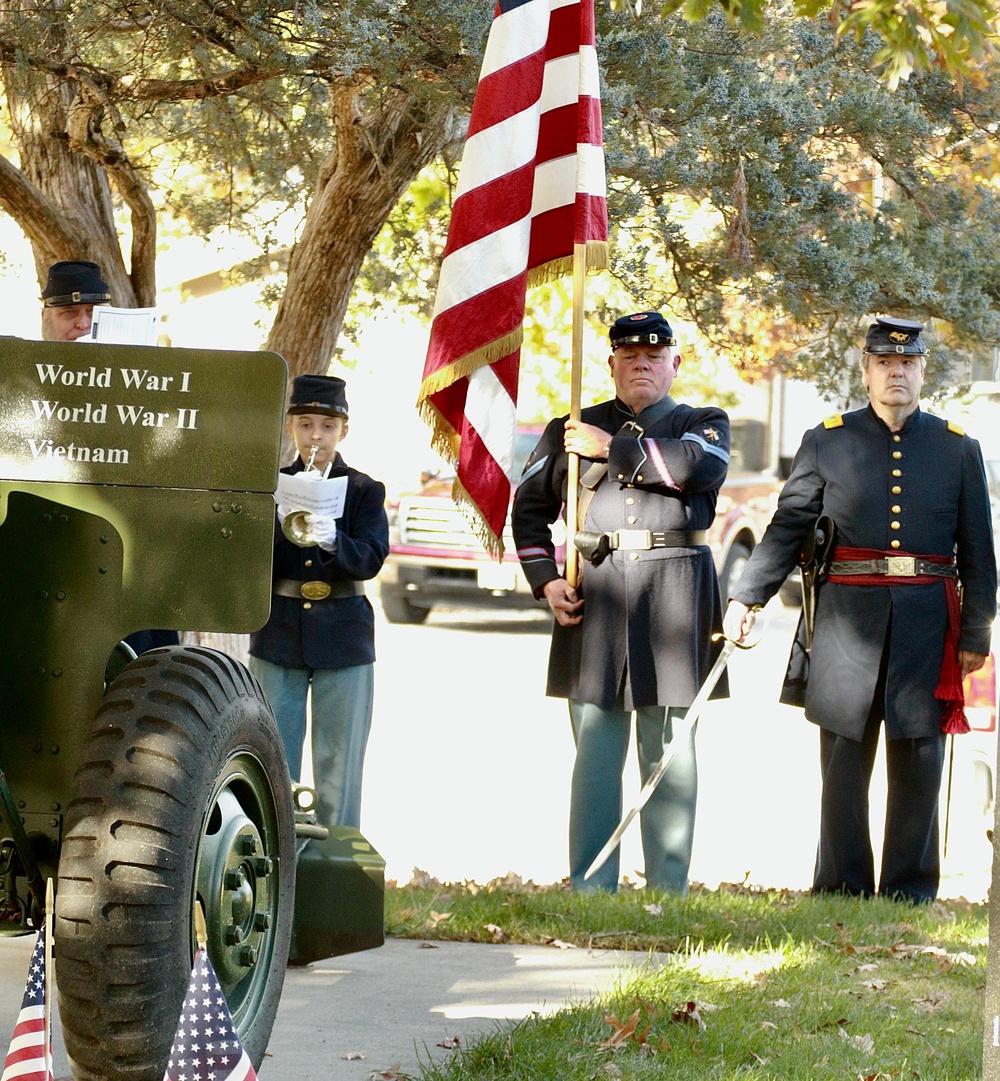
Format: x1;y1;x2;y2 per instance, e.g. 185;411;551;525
644;0;998;89
388;883;988;1081
597;8;1000;395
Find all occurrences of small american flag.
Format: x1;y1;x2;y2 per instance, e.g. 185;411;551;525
1;921;52;1081
162;948;256;1081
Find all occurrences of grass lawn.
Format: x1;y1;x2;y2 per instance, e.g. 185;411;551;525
386;877;989;1080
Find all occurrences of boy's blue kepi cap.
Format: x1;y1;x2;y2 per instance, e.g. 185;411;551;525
42;260;111;307
610;311;676;348
864;316;927;356
288;374;349;418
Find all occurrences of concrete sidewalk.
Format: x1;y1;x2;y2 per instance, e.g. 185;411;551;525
0;935;660;1081
264;938;664;1079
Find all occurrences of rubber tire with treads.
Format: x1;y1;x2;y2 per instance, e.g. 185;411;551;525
380;588;431;624
56;646;295;1081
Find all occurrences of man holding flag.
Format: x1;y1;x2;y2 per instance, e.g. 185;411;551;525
512;312;731;894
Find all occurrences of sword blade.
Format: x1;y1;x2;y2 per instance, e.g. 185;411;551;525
583;637;737;882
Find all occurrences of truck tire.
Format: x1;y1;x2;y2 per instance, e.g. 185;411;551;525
721;541;752;601
380;588;431;624
56;646;295;1081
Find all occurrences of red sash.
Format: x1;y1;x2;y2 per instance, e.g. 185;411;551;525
828;546;967;734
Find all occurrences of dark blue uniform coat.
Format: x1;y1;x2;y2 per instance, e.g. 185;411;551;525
512;395;731;712
731;405;996;740
249;454;389;670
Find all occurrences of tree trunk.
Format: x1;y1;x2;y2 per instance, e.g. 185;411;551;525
266;81;462;376
0;4;154;303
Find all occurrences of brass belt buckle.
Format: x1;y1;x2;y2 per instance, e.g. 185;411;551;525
300;580;332;600
614;529;653;551
885;556;915;577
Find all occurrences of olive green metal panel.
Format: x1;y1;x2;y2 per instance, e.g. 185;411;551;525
0;492;124;808
291;828;385;964
0;339;286;492
0;484;276;633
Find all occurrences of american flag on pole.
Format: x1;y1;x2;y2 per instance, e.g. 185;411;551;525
417;0;608;557
162;947;256;1081
1;922;52;1081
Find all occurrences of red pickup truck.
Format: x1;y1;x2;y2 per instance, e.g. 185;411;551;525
378;421;787;623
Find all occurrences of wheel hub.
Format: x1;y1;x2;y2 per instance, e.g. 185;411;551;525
198;787;276;987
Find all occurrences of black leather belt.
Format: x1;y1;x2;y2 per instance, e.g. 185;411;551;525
273;578;365;601
609;529;707;551
828;557;957;579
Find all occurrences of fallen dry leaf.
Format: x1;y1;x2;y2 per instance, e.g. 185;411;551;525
838;1028;874;1055
599;1009;647;1050
913;993;948;1013
407;867;443;889
750;1050;771;1064
643;903;663;916
484;923;506;943
418;942;438;949
771;999;791;1009
861;979;887;991
545;937;578;949
368;1064;405;1081
671;1001;707;1031
342;1051;366;1061
436;1036;461;1050
426;910;452;929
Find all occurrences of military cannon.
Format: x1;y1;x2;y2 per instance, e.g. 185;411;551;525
0;338;383;1080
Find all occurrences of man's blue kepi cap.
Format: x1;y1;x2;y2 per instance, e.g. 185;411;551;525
288;374;349;418
42;260;111;307
864;316;927;356
610;311;676;348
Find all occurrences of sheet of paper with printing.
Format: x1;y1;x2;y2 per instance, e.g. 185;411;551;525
275;472;347;519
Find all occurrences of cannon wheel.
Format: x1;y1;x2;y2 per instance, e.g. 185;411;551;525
56;646;295;1081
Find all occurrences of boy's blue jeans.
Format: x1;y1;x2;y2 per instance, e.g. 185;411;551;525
249;657;373;830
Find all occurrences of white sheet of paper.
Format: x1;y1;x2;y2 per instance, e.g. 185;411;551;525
275;472;347;519
90;306;159;346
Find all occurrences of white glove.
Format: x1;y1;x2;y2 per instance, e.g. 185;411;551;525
276;503;292;523
303;513;337;552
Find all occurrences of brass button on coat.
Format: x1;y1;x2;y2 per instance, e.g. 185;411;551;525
892;469;902;477
890;521;900;530
890;539;901;549
892;451;902;459
891;486;901;494
303;601;313;609
891;505;901;513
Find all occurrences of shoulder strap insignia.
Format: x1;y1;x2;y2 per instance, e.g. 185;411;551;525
947;419;964;436
823;414;844;429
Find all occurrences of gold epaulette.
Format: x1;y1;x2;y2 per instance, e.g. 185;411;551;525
823;414;844;429
947;419;964;436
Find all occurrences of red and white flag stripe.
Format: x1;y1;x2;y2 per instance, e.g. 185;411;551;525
418;0;608;556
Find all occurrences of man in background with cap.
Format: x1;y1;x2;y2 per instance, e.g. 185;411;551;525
40;260;111;342
724;316;996;903
41;259;180;657
249;374;389;831
512;311;731;894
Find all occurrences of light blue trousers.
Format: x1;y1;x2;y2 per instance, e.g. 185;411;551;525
568;701;697;895
249;657;373;830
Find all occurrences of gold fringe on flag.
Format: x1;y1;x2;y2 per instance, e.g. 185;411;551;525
526;241;609;290
452;475;504;561
416;327;524;403
415;400;506;560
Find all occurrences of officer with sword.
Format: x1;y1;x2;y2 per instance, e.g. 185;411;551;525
724;317;996;903
512;311;731;894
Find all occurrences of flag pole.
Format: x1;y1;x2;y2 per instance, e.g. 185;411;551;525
565;242;587;588
44;878;52;1081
